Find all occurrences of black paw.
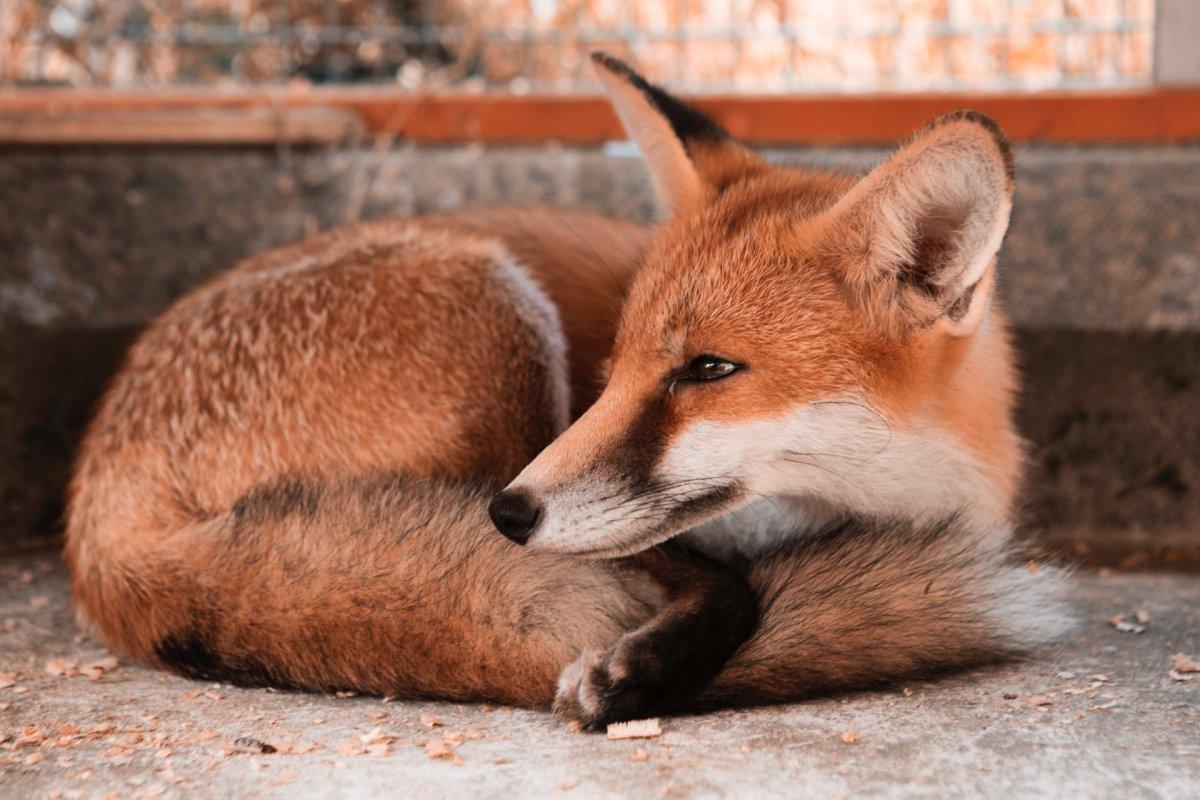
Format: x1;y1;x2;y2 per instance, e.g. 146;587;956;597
552;635;668;730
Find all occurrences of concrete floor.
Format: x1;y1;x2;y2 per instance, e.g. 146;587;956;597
1;553;1197;799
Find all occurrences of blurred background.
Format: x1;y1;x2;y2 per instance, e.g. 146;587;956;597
0;1;1197;569
0;0;1160;91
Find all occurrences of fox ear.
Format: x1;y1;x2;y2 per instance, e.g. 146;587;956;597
822;111;1014;336
591;52;757;217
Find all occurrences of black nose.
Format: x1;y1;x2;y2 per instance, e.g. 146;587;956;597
488;490;542;545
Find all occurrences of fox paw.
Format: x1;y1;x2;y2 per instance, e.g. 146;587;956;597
552;638;665;730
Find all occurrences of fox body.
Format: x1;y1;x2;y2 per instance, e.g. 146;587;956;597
66;55;1068;726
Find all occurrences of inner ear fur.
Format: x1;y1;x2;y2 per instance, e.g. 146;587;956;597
591;52;760;217
820;110;1015;337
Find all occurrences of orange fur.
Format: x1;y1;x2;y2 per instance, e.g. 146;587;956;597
66;54;1069;725
66;210;663;706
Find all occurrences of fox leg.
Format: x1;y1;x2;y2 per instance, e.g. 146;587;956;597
553;544;757;728
555;516;1070;722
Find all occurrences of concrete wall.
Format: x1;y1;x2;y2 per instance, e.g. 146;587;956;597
2;143;1198;563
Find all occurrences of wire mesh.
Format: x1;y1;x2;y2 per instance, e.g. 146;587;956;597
1;0;1156;92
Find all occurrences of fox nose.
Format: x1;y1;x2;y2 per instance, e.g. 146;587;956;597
488;490;542;545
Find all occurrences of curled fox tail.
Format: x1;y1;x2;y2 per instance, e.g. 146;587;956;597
697;516;1073;708
66;473;662;708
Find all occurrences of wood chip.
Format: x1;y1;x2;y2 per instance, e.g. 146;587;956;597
360;727;399;746
1171;653;1199;674
0;671;17;689
81;656;120;680
606;719;661;740
841;731;860;744
45;658;78;677
424;739;454;759
420;714;444;728
1107;614;1145;634
14;727;46;748
630;747;650;761
1025;695;1053;707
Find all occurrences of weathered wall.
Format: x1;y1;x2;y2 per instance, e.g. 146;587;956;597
1;143;1198;562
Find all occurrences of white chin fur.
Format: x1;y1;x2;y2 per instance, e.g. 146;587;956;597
658;396;1006;559
524;490;706;559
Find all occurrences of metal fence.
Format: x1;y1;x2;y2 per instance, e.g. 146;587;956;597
1;0;1156;92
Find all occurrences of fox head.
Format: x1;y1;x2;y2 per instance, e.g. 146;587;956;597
489;53;1022;557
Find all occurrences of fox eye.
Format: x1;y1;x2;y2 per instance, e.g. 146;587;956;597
667;355;743;394
683;355;742;382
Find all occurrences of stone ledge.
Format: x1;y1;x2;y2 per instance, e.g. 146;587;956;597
1;144;1198;331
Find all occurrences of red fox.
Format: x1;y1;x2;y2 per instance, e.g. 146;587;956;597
65;53;1068;728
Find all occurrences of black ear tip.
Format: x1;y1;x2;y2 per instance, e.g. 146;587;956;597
591;49;730;146
590;51;634;78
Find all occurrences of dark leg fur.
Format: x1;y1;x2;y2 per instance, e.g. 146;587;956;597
553;544;757;728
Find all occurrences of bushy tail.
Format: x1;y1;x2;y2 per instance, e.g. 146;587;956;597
698;516;1073;708
65;473;659;708
69;476;1069;710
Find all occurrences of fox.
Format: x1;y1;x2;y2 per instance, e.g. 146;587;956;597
64;53;1069;728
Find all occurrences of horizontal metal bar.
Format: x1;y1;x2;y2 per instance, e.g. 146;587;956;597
1;88;1196;145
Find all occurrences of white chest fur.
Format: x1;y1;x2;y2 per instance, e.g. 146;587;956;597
678;496;841;562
